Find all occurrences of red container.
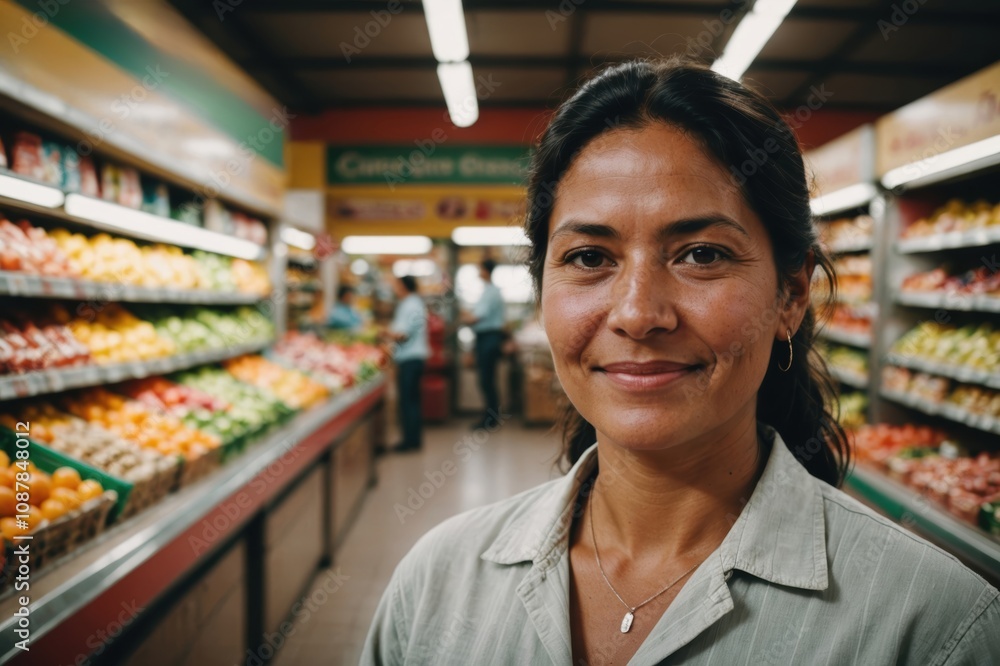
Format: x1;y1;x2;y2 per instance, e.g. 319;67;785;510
421;374;449;422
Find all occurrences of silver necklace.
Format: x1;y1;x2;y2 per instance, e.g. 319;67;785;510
587;483;703;634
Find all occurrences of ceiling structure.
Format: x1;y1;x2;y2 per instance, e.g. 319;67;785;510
170;0;1000;115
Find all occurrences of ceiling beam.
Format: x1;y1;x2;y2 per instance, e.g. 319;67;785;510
226;0;998;26
236;55;973;80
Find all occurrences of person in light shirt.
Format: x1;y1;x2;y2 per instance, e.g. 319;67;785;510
327;284;363;331
363;60;1000;665
384;275;429;453
463;259;506;429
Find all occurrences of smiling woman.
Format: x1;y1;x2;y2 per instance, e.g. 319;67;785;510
361;60;1000;666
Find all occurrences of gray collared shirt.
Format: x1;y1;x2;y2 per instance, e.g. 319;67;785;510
361;429;1000;665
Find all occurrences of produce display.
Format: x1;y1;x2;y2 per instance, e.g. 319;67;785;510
817;214;874;250
174;366;296;434
272;331;386;390
902;199;1000;239
141;305;274;354
223;355;329;409
0;217;77;276
60;388;220;459
849;423;949;466
901;264;1000;297
0;454;105;540
0;306;91;372
1;404;169;483
890;322;999;372
838;392;867;428
0;219;272;295
883;366;1000;420
118;376;277;446
818;341;868;378
824;304;872;337
69;304;174;363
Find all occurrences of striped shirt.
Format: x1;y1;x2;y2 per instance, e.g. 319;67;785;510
362;426;1000;665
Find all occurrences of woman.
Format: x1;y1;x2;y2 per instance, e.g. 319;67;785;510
362;60;999;665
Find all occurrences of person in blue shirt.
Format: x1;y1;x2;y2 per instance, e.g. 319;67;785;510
463;259;506;429
385;275;429;452
328;285;363;331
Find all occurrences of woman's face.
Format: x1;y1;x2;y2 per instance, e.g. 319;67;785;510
541;122;803;453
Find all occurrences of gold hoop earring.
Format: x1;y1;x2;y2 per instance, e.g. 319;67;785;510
778;329;793;372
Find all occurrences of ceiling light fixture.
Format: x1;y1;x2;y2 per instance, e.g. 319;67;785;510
342;235;433;255
423;0;469;63
437;62;479;129
712;0;798;81
280;226;317;251
451;225;529;246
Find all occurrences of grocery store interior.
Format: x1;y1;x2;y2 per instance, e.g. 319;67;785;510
0;0;999;664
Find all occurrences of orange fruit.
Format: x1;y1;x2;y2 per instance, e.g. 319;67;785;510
0;517;23;540
40;498;67;521
50;487;80;511
0;467;15;488
76;480;103;502
24;506;43;531
27;472;51;504
51;467;82;490
0;450;9;467
0;487;15;517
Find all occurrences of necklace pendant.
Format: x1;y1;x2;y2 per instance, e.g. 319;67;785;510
620;611;634;633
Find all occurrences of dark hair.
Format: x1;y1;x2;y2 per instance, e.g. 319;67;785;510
524;59;849;487
399;275;418;293
337;285;355;300
481;259;497;276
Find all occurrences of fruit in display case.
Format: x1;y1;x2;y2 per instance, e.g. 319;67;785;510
173;367;296;434
848;423;949;466
837;392;867;428
232;258;272;296
901;265;1000;297
817;341;868;377
0;306;92;373
0;453;104;538
0;218;77;277
272;331;387;388
890;322;999;371
902;199;1000;239
1;404;168;482
822;304;872;336
68;303;174;363
881;366;950;403
817;214;874;250
886;449;1000;527
140;305;274;353
191;250;237;292
60;388;220;459
117;376;264;445
223;355;329;409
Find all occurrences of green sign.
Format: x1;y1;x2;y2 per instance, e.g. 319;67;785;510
328;146;530;186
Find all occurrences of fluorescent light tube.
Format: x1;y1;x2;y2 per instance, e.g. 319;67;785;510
65;193;265;261
281;227;317;251
451;226;530;246
810;183;878;217
881;134;1000;191
0;172;65;208
438;62;479;128
342;235;433;255
423;0;469;63
712;0;797;81
393;259;437;277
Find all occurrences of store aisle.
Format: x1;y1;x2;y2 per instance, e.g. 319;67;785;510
272;419;563;665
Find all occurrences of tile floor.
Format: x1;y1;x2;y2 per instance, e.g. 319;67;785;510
271;418;563;665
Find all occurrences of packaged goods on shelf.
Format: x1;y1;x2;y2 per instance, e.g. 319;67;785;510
0;306;92;372
882;366;950;402
222;355;329;409
828;255;872;303
817;341;869;377
838;392;868;428
890;322;999;372
818;214;875;251
901;265;1000;297
850;424;949;465
902;199;1000;238
0;217;77;276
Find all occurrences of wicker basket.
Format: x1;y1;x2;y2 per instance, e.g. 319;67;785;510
1;490;117;591
174;446;222;489
118;456;182;521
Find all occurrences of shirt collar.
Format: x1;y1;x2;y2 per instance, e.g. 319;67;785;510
481;425;829;591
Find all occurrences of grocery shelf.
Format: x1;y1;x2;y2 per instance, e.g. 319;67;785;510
0;340;272;400
818;326;871;348
896;226;1000;254
0;185;267;262
845;465;1000;578
896;291;1000;313
0;270;264;304
880;387;1000;436
288;282;321;292
829;238;873;254
0;377;385;663
884;353;1000;390
829;365;869;389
